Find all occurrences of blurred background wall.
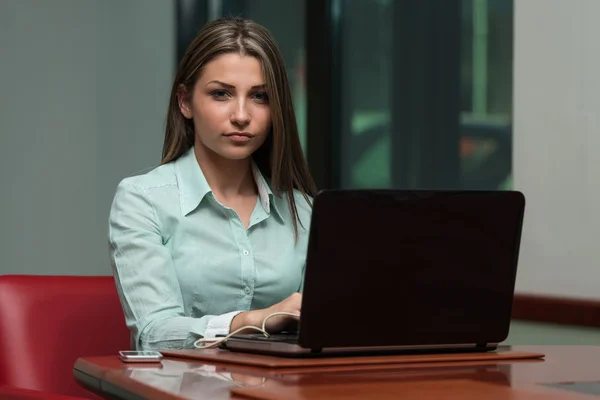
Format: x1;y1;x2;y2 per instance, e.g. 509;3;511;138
513;0;600;301
0;0;174;276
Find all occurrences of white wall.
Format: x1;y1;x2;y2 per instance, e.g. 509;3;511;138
0;0;175;275
513;0;600;300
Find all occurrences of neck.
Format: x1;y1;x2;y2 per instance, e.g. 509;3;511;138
193;144;256;199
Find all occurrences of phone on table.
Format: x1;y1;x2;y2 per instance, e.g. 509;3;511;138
119;350;163;363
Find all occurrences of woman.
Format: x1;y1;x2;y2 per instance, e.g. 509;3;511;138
108;18;316;350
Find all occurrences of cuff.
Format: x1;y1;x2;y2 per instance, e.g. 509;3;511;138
204;311;243;338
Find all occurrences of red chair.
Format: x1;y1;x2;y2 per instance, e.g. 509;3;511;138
0;275;131;399
0;384;85;400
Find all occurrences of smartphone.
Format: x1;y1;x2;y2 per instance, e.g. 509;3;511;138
119;350;163;363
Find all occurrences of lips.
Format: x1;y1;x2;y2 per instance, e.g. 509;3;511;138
223;132;255;143
224;132;255;138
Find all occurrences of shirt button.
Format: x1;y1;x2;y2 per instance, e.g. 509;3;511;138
244;287;251;295
242;250;249;256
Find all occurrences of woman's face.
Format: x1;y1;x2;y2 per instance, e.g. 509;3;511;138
179;53;271;161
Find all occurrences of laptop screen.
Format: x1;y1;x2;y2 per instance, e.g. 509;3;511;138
300;190;525;349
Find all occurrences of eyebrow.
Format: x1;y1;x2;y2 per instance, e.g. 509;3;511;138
206;80;266;90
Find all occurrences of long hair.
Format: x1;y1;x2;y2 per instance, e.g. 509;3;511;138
162;18;316;238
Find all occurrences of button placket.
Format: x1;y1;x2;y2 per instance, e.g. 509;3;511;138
241;230;255;300
242;246;252;296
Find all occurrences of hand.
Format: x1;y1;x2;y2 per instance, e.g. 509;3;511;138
231;292;302;334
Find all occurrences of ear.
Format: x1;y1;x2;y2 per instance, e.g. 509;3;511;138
177;84;193;119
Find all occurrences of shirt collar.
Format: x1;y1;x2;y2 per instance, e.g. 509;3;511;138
175;146;282;219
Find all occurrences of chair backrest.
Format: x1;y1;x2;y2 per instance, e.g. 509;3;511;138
0;275;130;398
0;384;87;400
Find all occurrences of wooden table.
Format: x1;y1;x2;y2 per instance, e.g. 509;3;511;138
74;346;600;399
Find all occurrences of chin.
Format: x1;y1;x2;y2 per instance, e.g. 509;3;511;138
218;147;256;161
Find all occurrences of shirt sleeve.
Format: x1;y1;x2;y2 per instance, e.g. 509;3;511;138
108;179;242;350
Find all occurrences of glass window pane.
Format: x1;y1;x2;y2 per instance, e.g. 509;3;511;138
338;0;513;190
460;0;514;190
340;0;392;189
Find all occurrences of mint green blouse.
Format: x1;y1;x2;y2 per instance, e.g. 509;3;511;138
108;147;312;350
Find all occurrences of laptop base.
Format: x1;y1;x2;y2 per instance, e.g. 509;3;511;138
220;339;498;358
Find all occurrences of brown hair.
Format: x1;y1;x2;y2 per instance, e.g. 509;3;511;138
162;18;316;238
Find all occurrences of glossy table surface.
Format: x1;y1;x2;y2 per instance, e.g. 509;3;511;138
74;346;600;399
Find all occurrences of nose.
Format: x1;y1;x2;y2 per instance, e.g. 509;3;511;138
231;99;250;128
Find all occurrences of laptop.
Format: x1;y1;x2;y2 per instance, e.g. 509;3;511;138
221;189;525;357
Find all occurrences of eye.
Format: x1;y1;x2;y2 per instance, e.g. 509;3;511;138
252;91;269;103
210;90;230;100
